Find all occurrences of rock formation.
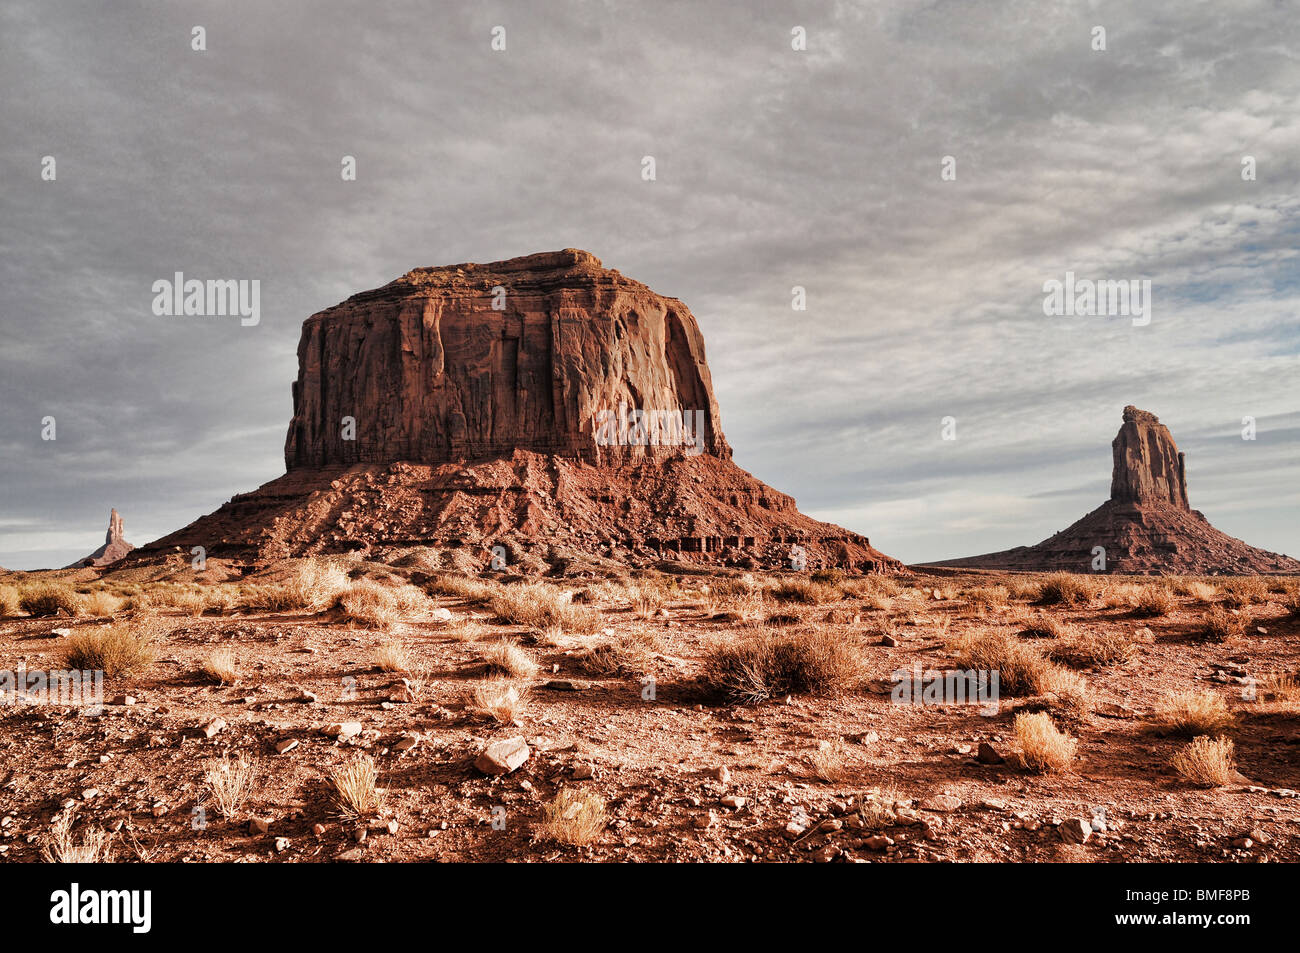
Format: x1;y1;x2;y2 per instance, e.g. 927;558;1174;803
931;407;1299;574
136;251;900;574
67;508;135;568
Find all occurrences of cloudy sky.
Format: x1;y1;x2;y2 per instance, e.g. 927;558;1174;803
2;0;1297;570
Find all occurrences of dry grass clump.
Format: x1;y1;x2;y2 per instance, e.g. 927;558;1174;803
1132;585;1176;617
1222;578;1267;608
1015;612;1071;639
1152;691;1235;737
576;637;652;678
1005;578;1042;601
481;638;540;677
1036;573;1092;606
767;578;840;604
1101;582;1144;610
0;584;20;617
470;677;528;723
489;583;604;634
80;590;124;618
1260;671;1300;703
854;787;908;829
204;754;257;818
964;585;1010;611
248;559;351;612
336;580;413;630
1203;605;1246;643
703;626;864;703
42;812;113;863
806;738;850;783
1180;580;1218;602
57;623;156;677
426;574;499;603
1170;736;1236;788
329;754;380;818
199;647;238;685
1014;711;1077;774
534;789;607;846
374;639;411;673
1052;628;1138;667
19;582;81;617
949;629;1050;696
631;587;664;620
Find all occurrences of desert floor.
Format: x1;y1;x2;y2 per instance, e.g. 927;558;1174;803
1;561;1297;863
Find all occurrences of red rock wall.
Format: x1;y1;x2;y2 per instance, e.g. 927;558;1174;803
284;250;731;469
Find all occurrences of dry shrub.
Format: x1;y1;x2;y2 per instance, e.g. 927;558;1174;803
1133;585;1176;617
576;637;652;678
1035;667;1092;715
1052;629;1137;667
630;587;664;620
42;812;113;863
0;584;21;616
1017;613;1071;639
1181;581;1218;602
489;583;603;634
1222;578;1267;608
1152;691;1235;737
1170;736;1235;787
534;789;607;846
1036;573;1092;606
204;754;257;818
1260;671;1300;703
854;787;907;830
19;583;81;617
329;754;380;818
1014;711;1077;774
949;629;1052;696
57;623;156;677
481;638;540;677
767;578;839;604
337;580;402;630
374;640;411;673
1006;578;1041;601
703;627;864;703
807;738;850;783
199;647;238;685
965;585;1009;611
471;677;528;723
1203;605;1246;643
81;590;124;618
1102;582;1144;610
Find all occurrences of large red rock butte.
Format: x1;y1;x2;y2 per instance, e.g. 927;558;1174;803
932;406;1300;575
137;250;900;574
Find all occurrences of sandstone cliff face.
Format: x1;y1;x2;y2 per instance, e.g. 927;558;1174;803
1110;405;1188;509
285;250;730;469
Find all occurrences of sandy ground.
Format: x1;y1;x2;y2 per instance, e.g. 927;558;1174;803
1;566;1297;863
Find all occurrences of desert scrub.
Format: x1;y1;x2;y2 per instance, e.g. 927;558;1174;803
1152;691;1235;737
1170;736;1235;787
576;637;652;677
19;583;81;617
964;585;1010;612
1051;628;1138;667
488;583;603;634
767;578;840;604
1202;605;1246;643
57;623;156;677
1132;585;1176;617
336;580;428;630
481;638;540;677
204;754;257;818
470;677;528;724
42;813;113;863
1014;711;1077;774
534;789;607;846
703;627;864;703
806;738;851;783
80;590;123;618
1035;573;1092;606
0;584;21;617
329;754;380;818
199;647;238;685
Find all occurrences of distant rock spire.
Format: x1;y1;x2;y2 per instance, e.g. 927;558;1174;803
107;508;124;545
1110;405;1189;510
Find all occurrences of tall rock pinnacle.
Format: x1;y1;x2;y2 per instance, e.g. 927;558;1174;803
107;508;125;545
1110;406;1189;509
65;508;135;568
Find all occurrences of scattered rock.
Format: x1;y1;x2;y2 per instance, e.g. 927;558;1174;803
977;742;1005;764
199;718;226;739
322;722;362;740
275;739;299;755
1060;819;1092;844
475;737;531;775
920;795;962;813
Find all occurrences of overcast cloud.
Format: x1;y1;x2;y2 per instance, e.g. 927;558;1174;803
2;0;1297;569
